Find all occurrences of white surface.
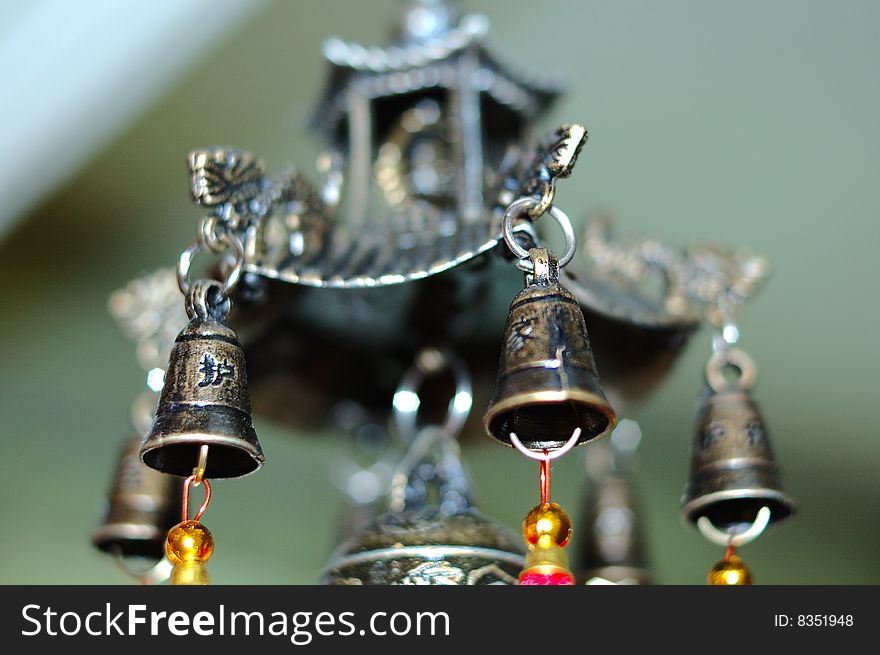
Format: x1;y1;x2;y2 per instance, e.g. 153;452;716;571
0;0;267;239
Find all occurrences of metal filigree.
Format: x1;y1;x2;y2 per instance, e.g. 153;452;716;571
108;268;188;372
188;148;265;213
509;123;588;217
567;216;768;328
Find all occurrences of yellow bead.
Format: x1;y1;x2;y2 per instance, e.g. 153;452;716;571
171;561;211;586
165;520;214;564
708;554;752;585
523;502;572;548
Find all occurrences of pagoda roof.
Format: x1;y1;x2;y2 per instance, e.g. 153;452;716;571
310;14;565;144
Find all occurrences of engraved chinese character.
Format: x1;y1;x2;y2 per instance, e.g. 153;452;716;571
746;420;764;445
197;353;236;386
507;317;536;352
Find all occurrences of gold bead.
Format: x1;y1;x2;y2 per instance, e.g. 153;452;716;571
524;543;571;569
520;544;575;585
171;561;211;586
165;520;214;564
523;502;572;548
708;554;752;585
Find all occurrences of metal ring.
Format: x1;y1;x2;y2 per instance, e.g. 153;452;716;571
706;347;756;392
391;348;472;443
176;232;245;300
198;215;228;254
509;428;582;461
697;506;771;548
501;197;576;269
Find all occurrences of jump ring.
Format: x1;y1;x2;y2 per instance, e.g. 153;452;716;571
198;216;229;254
176;233;245;300
501;197;576;268
706;347;756;392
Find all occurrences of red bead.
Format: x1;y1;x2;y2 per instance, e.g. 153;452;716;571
519;570;575;586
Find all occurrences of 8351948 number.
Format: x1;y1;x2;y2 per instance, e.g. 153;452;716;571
797;615;853;627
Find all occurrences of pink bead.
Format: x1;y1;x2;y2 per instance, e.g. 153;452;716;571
518;570;575;585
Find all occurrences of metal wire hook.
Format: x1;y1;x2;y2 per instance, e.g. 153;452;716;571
181;475;212;523
697;506;771;548
192;444;208;485
510;429;580;504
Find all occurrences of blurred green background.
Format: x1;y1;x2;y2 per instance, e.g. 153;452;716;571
0;0;877;584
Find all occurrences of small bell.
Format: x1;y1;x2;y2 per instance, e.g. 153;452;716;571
140;282;264;478
484;248;616;450
92;434;182;560
681;376;796;531
576;444;653;585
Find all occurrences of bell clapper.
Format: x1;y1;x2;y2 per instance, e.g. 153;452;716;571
166;452;215;585
511;431;579;585
698;505;769;587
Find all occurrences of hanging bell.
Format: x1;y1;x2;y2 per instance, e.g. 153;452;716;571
323;422;523;585
140;282;264;478
322;506;524;585
576;441;652;584
681;353;796;530
92;434;182;560
484;248;616;450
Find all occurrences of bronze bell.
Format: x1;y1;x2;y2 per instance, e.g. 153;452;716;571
681;385;796;530
321;507;524;585
140;310;264;478
577;465;652;584
93;434;182;560
484;248;616;450
323;420;523;585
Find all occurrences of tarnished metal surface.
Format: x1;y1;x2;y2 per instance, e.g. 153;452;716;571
140;314;264;479
577;473;652;585
484;248;616;450
108;2;770;436
322;508;523;585
92;434;182;560
682;386;796;530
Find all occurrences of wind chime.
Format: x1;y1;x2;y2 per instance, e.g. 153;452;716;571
93;0;795;585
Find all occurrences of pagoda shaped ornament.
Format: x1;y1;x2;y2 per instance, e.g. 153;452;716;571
188;7;582;291
93;0;796;587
